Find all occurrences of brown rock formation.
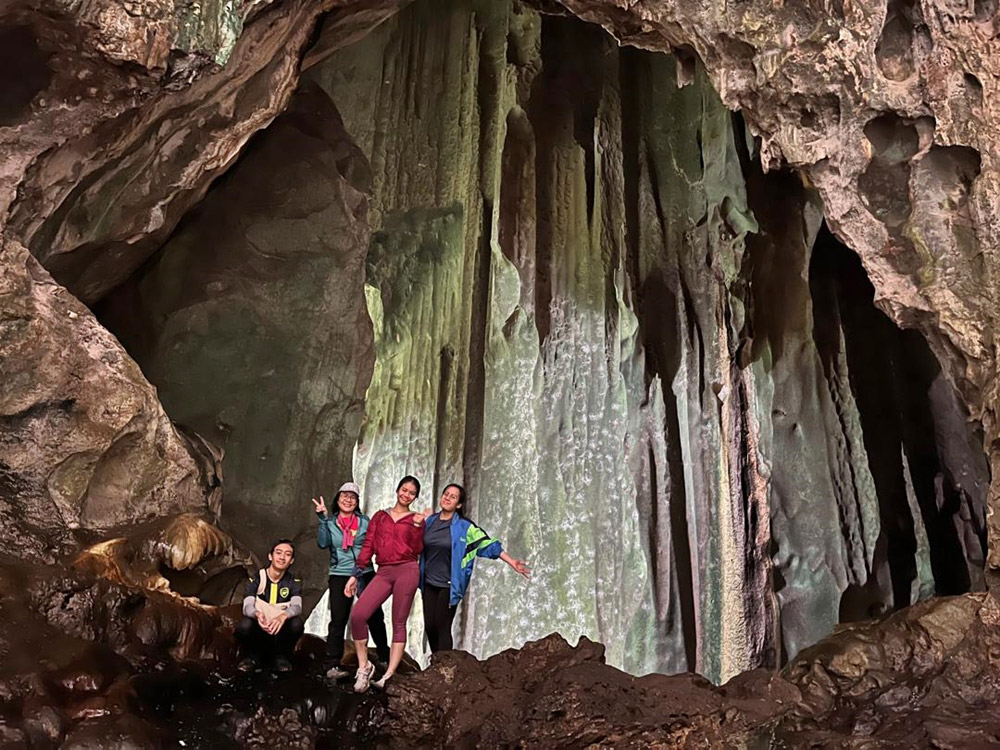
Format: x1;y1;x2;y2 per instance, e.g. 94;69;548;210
73;513;254;607
388;634;754;747
389;591;1000;748
97;83;377;591
0;240;219;563
0;0;404;303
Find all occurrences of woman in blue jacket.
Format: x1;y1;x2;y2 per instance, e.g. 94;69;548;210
420;483;530;653
312;482;390;679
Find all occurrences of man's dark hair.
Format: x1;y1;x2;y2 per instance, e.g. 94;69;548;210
270;538;295;556
397;475;421;497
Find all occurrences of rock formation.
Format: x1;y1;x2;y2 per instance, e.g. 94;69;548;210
556;0;1000;570
98;83;376;590
291;0;987;682
0;0;999;745
390;591;1000;748
0;239;220;563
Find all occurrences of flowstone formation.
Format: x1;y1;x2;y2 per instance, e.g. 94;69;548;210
302;0;987;681
557;0;1000;569
0;0;999;745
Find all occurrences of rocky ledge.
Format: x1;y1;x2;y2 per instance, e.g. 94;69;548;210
387;592;1000;748
0;509;997;748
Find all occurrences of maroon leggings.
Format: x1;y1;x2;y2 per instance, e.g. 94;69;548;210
351;561;420;643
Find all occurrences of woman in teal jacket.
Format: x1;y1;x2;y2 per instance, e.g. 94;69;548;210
419;483;530;653
311;482;389;679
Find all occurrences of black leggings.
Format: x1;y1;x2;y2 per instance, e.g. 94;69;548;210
328;572;389;662
422;584;458;653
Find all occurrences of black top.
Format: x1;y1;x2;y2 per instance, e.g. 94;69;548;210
423;516;453;588
245;569;301;605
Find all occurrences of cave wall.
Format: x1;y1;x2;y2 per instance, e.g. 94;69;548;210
555;0;1000;573
301;0;986;681
98;85;376;591
0;0;993;692
0;0;406;304
0;0;409;589
0;240;220;563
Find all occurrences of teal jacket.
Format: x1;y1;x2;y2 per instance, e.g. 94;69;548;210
317;512;374;577
419;513;503;606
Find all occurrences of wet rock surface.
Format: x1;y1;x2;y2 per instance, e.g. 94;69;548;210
1;513;1000;748
389;596;1000;748
0;241;219;564
130;659;387;749
556;0;1000;577
97;84;376;594
0;513;386;748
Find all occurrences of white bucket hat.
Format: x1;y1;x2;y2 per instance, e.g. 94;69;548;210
337;482;361;497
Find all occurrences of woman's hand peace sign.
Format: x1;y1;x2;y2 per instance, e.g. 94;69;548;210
311;495;328;516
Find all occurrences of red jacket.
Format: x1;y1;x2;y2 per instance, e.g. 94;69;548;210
354;509;425;571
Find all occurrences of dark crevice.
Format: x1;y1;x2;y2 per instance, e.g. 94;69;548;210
498;109;537;303
433;345;455;506
619;48;643;317
0;25;52;127
809;225;986;611
528;16;608;341
461;198;493;514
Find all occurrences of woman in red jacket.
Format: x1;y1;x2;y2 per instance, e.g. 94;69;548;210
344;475;428;692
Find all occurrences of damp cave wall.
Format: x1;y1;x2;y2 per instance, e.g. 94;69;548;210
96;0;989;682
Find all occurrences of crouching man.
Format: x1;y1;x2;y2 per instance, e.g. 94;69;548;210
236;539;304;672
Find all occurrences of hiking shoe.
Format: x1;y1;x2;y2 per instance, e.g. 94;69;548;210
326;666;350;680
237;656;258;672
353;662;375;693
275;657;293;673
372;673;393;691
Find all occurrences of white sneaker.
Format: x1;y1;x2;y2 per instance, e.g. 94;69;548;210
353;662;375;693
372;673;393;691
326;666;349;680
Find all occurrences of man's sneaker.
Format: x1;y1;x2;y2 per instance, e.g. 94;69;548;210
237;656;258;672
353;662;375;693
326;666;350;680
372;673;393;691
275;657;293;673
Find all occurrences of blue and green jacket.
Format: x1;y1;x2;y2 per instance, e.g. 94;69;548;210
317;512;375;577
419;513;503;606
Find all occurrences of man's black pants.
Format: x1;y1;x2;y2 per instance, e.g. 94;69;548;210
235;615;304;662
328;572;390;662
